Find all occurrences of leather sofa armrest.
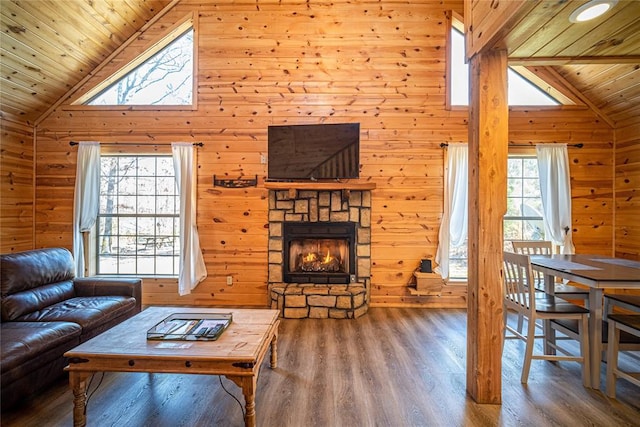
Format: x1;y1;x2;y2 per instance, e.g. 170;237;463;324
74;278;142;313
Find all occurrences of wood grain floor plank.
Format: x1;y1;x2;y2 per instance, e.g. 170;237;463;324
2;308;638;426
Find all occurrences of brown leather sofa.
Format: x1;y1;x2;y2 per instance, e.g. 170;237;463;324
1;248;142;411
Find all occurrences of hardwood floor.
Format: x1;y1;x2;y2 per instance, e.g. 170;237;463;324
2;308;639;426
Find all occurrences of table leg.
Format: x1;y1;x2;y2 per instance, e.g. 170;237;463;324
589;288;604;390
543;272;556;355
69;371;92;427
270;328;278;369
227;375;257;427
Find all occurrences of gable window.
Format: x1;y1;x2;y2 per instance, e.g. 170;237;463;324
97;155;180;275
88;28;193;106
448;20;563;107
73;15;196;108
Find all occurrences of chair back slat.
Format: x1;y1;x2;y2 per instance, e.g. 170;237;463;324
511;240;553;255
511;240;554;287
503;251;536;315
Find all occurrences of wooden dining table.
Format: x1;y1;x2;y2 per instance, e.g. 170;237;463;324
529;254;640;390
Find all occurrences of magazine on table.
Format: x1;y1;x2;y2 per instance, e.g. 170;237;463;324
147;313;232;341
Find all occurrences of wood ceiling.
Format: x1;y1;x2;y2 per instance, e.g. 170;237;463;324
501;0;640;130
1;0;639;129
0;0;173;124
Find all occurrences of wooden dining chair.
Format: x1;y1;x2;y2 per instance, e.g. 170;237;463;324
511;240;590;302
502;251;591;386
606;314;640;398
604;294;640;320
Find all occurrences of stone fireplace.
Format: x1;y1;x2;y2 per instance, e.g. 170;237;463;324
266;185;373;319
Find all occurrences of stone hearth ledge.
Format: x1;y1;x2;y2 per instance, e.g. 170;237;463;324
270;283;368;319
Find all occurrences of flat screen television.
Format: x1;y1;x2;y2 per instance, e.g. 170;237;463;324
267;123;360;180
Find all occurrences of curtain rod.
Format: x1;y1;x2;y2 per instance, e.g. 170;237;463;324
439;143;583;148
69;141;203;147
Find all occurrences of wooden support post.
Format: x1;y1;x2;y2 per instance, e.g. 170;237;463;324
466;48;508;404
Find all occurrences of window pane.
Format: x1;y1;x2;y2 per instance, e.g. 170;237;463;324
137;256;155;275
506;198;521;216
157;196;177;214
138;158;155;176
523;158;539;177
118;256;137;274
157;177;175;195
138;177;155;194
157;256;177;275
508;158;522;177
523;219;545;240
508;178;522;197
138;196;156;214
504;219;523;241
99;255;118;274
88;29;193;106
156;218;174;235
523;178;540;198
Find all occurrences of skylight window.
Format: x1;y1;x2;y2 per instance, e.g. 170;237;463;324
86;28;194;106
450;27;560;107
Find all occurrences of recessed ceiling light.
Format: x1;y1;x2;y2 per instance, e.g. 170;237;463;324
569;0;618;23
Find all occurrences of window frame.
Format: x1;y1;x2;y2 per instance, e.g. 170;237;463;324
95;153;180;277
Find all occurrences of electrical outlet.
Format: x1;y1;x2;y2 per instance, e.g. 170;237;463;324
226;275;233;285
260;154;267;164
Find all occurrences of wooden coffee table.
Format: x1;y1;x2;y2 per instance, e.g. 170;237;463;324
64;307;280;427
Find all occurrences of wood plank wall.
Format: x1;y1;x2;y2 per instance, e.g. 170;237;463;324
0;118;34;253
28;0;623;308
615;124;640;261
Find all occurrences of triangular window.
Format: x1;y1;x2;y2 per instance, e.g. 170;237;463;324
450;26;566;107
82;27;194;106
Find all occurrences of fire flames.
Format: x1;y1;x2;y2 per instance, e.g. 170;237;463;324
299;248;340;272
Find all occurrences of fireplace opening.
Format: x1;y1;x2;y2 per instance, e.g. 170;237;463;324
283;222;356;284
290;238;348;273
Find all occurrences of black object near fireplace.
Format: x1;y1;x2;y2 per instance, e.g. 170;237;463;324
282;222;356;284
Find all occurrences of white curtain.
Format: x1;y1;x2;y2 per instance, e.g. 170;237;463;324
435;143;468;279
172;142;207;295
536;144;575;254
72;141;101;277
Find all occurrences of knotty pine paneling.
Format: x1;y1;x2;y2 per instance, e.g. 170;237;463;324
33;0;621;309
615;124;640;261
1;118;34;252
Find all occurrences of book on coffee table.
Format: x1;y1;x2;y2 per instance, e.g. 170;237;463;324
147;313;232;341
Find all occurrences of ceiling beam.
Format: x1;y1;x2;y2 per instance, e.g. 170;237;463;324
531;66;616;128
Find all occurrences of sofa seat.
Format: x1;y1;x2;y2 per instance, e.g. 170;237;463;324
15;295;137;339
1;321;82;402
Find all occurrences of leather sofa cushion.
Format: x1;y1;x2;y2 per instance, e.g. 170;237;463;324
2;281;75;321
15;296;137;334
1;321;81;376
1;248;74;295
